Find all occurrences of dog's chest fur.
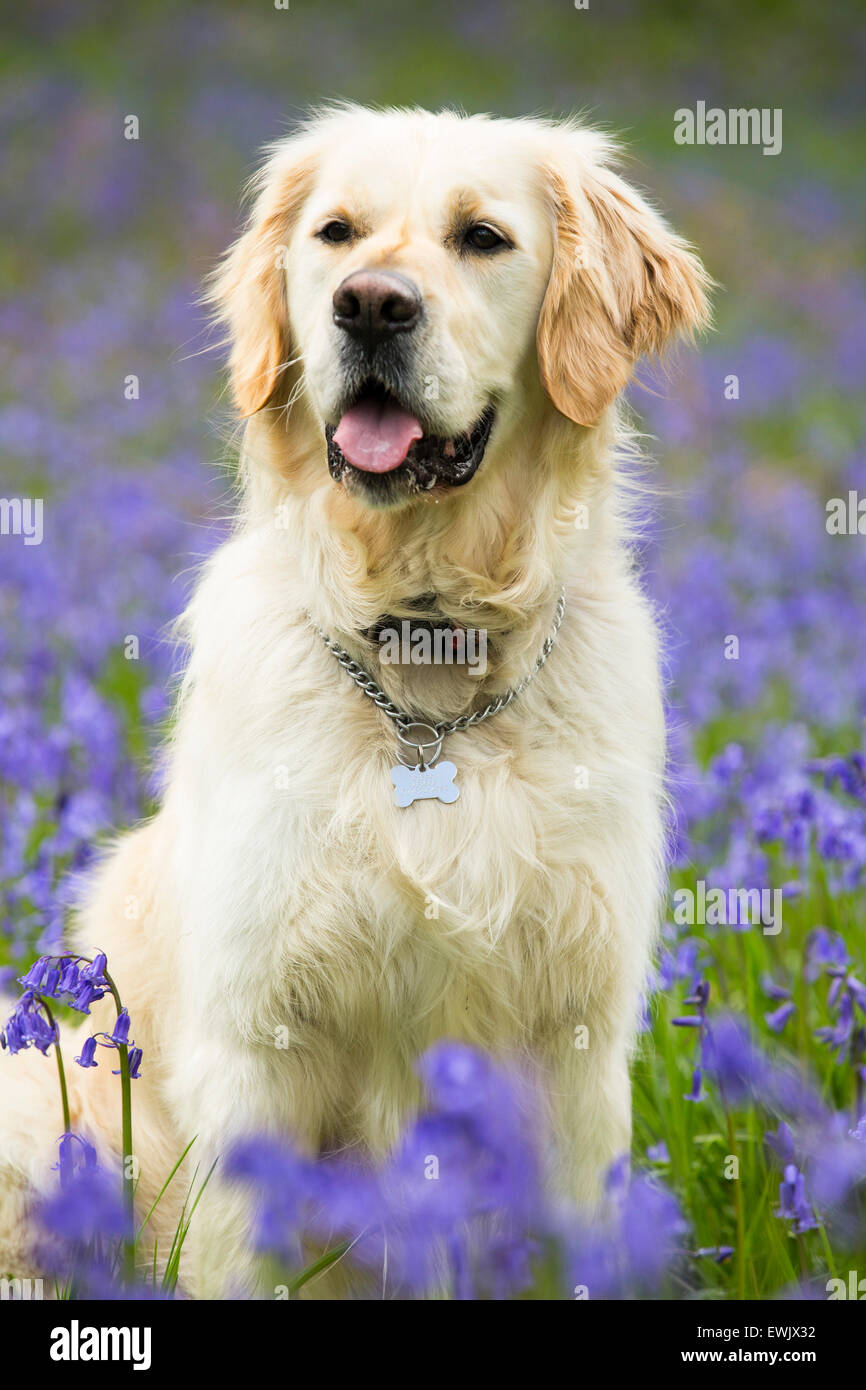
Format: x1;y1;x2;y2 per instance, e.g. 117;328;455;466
165;526;664;1074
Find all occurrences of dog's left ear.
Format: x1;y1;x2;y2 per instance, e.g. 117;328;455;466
206;138;318;418
537;145;712;426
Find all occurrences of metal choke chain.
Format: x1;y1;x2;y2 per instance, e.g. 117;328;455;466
313;589;566;737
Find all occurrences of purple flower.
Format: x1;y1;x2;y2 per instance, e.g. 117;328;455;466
760;973;791;1002
620;1174;689;1285
647;1141;671;1163
75;1035;99;1069
805;927;850;982
803;1116;866;1208
672;978;710;1029
684;1067;704;1102
38;1165;132;1246
80;952;108;982
56;1131;98;1187
72;978;107;1014
700;1016;768;1106
57;959;81;1001
765;1121;795;1166
110;1008;131;1046
846;976;866;1011
20;957;50;990
765;1001;796;1034
654;938;704;994
815;989;856;1057
417;1042;498;1116
775;1164;819;1234
1;990;57;1055
226;1135;314;1257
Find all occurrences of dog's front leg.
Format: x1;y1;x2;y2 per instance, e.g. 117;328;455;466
538;1025;633;1210
166;1028;332;1299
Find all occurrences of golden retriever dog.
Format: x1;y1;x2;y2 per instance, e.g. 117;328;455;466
0;105;710;1297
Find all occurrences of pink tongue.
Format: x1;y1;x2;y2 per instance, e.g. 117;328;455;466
333;398;423;473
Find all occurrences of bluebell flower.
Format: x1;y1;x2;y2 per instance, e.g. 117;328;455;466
110;1008;131;1046
38;1164;132;1246
775;1164;819;1233
760;973;791;1002
1;990;57;1055
672;978;710;1030
850;1115;866;1143
75;1035;99;1068
765;1121;795;1166
20;957;51;990
72;978;107;1014
684;1067;704;1102
112;1044;144;1079
621;1173;689;1286
56;1132;99;1187
226;1135;316;1259
417;1041;496;1117
647;1141;671;1163
805;927;849;982
765;1001;796;1034
846;976;866;1011
57;959;82;1001
702;1015;778;1105
815;989;855;1057
80;952;108;982
800;1111;866;1210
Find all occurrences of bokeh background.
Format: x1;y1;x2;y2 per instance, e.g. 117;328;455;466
2;0;865;1298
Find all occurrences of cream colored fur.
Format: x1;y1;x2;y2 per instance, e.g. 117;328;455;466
0;106;710;1298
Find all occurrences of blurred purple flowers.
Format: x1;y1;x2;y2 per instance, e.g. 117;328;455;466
776;1165;819;1234
227;1041;686;1299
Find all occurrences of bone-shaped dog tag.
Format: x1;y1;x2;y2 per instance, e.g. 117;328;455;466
390;760;459;807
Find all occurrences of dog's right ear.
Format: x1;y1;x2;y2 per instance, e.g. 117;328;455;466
206;138;318;418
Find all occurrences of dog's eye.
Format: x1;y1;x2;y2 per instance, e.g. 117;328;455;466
463;223;507;253
317;220;354;245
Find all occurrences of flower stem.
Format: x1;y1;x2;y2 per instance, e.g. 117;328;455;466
103;969;136;1281
725;1109;747;1300
42;1000;71;1135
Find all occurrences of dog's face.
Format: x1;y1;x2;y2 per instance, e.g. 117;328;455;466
211;107;710;510
292;121;552;507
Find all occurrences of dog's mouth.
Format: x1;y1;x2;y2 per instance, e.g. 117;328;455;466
325;380;495;501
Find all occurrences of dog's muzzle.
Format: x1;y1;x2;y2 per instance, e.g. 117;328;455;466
327;270;495;503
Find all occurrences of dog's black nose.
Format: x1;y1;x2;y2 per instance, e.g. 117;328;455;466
332;270;421;348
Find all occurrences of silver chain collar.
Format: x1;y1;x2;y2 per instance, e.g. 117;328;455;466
312;588;566;741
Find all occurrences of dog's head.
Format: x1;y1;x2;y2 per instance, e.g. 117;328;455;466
209;106;710;510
